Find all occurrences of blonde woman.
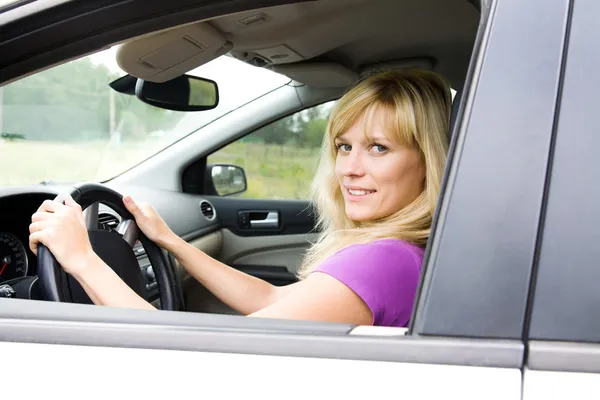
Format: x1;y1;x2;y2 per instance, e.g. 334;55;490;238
29;68;452;328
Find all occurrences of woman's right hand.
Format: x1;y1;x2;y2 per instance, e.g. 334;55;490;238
122;195;175;248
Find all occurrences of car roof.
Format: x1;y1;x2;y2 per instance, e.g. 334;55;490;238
115;0;479;90
1;0;480;90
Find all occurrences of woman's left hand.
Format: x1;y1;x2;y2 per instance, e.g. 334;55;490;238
29;195;94;277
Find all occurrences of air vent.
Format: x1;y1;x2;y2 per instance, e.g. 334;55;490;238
98;213;119;231
200;200;215;221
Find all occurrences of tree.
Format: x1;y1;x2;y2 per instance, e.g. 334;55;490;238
1;56;183;142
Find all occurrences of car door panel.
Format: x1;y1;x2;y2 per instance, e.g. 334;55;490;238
183;229;314;314
2;339;522;400
208;197;316;237
523;369;600;400
219;228;317;275
183;195;317;314
207;196;317;277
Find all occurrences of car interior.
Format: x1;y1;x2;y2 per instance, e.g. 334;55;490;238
0;0;480;320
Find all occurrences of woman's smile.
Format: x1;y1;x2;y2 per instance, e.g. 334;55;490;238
344;186;377;200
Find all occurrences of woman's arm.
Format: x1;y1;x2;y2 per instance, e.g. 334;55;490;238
161;233;298;315
29;195;298;313
248;272;372;325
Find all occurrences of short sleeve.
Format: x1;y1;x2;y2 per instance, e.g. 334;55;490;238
312;239;423;327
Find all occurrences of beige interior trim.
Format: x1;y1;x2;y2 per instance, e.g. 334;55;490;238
219;228;317;273
271;62;358;88
176;230;223;282
188;230;223;257
116;22;232;82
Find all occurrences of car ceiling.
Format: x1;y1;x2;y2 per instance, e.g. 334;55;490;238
116;0;480;90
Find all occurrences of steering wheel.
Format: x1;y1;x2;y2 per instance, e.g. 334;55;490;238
36;183;184;311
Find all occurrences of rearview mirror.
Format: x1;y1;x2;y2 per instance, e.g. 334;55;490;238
135;75;219;111
207;164;247;196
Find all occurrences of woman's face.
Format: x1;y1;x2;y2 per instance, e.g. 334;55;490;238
334;107;426;222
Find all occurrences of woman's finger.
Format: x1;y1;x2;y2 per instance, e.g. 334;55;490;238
31;211;56;222
29;219;57;234
123;195;141;217
28;230;48;255
37;199;64;214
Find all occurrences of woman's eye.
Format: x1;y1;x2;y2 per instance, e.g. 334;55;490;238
337;143;351;152
371;144;388;153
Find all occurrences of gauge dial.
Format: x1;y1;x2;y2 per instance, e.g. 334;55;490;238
0;232;28;283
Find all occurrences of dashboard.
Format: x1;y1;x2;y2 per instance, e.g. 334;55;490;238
0;192;51;284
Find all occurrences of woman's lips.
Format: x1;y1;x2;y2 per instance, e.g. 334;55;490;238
345;187;376;201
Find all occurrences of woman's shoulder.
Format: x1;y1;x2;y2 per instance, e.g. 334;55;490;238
313;238;425;289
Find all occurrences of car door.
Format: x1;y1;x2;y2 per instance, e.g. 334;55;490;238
0;0;569;399
522;0;600;396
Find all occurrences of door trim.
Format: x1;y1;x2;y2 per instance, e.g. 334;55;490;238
0;299;523;368
528;341;600;373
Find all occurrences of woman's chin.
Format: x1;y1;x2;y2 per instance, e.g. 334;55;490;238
345;208;375;223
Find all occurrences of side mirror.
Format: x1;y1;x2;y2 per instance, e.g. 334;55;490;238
135;74;219;111
206;164;247;196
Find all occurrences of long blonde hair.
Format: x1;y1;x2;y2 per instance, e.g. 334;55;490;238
297;68;452;279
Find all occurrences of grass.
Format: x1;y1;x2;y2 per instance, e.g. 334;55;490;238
208;141;319;200
0;139;167;185
2;139;320;200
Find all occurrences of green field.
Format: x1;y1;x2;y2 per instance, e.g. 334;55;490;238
208;140;318;200
1;139;320;200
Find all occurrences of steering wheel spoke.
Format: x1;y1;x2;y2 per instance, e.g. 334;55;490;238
116;219;139;247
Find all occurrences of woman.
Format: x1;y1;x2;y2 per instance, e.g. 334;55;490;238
28;68;452;327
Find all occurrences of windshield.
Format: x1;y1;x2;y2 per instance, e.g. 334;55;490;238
0;46;290;186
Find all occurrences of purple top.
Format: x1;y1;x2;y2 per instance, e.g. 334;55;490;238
313;239;425;327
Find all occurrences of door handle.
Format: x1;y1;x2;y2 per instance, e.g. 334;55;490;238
249;211;279;229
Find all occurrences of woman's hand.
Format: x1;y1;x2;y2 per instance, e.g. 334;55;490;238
122;195;175;248
29;195;95;277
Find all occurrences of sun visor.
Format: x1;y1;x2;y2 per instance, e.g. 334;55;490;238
116;22;233;83
271;63;358;88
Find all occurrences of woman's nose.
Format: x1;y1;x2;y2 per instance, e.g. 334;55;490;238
341;149;366;177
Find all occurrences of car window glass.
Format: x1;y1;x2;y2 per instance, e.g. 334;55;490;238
0;48;289;186
207;102;335;200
